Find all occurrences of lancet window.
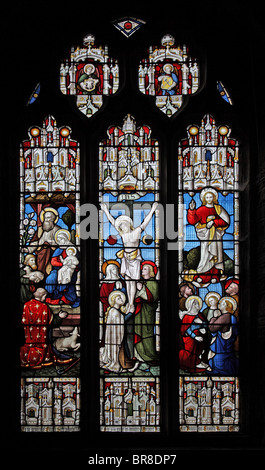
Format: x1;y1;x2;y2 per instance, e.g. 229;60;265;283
19;115;81;431
177;114;240;431
99;114;161;432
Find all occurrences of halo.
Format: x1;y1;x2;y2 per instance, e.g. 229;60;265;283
205;291;221;306
54;228;71;243
163;63;174;72
84;63;95;75
108;290;126;306
185;295;203;311
114;215;133;231
218;296;238;312
200;187;218;203
40;207;59;223
66;246;77;255
102;259;120;276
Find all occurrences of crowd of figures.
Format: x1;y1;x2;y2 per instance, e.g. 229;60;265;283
19;207;81;371
178;279;239;375
18;192;239;379
99;202;160;375
99;259;159;374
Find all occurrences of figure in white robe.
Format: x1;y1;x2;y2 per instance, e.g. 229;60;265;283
99;290;126;373
57;246;79;284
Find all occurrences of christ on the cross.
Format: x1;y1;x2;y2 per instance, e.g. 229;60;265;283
101;201;158;314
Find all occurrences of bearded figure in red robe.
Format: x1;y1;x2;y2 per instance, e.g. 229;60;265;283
20;287;70;369
187;188;230;286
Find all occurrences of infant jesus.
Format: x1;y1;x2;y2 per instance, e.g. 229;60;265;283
57;246;79;284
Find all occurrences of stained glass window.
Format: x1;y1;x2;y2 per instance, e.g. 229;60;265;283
177;114;240;431
60;34;119;118
99;114;160;432
19;115;81;431
7;3;265;455
139;34;200;117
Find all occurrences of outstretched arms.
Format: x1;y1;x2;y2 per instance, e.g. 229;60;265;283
101;202;115;227
101;201;158;232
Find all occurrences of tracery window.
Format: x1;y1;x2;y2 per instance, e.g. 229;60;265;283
177;114;240;431
19;116;81;431
8;4;265;455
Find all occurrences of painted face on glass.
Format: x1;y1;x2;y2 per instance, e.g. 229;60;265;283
191;300;200;312
56;234;68;245
184;285;193;297
115;294;125;306
120;222;130;233
110;264;118;275
219;300;227;313
163;64;172;74
141;265;150;279
205;192;214;205
209;296;218;307
226;282;239;295
43;212;56;231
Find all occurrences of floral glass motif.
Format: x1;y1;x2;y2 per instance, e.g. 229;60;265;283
99;114;160;432
113;17;146;37
178;114;240;432
19;115;81;432
139;34;199;117
60;34;119;118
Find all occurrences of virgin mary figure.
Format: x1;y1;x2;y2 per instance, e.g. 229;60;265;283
186;188;230;286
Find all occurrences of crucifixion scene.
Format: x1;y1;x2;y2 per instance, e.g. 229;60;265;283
99;199;160;377
98;115;161;385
